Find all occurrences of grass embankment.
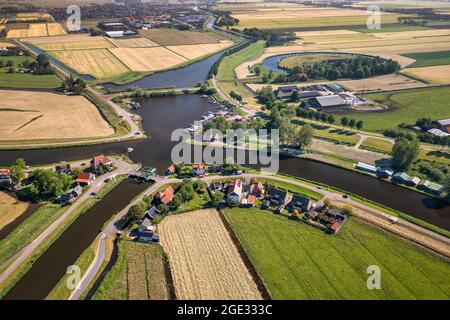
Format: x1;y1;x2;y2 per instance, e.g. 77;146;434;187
217;40;265;81
257;178;323;201
83;89;130;136
92;240;171;300
0;56;61;89
0;203;64;267
0;176;125;299
403;51;450;68
224;207;450;300
336;87;450;132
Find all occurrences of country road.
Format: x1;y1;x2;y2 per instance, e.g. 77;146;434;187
0;159;138;285
69;173;450;300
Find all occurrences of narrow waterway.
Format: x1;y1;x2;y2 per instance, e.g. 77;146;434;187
3;178;151;300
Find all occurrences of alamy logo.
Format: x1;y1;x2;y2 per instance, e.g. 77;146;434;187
171;121;280;174
367;5;381;30
366;265;381;290
66;5;81;32
66;265;81;290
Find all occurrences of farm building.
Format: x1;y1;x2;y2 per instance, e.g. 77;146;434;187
298;91;323;99
307;95;351;110
437;118;450;134
276;85;298;99
355;162;377;174
427;128;449;137
55;164;71;175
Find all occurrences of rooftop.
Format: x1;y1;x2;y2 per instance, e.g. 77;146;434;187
316;95;347;107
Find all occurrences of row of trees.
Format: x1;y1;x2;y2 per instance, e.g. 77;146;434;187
61;76;87;94
242;28;295;46
263;56;400;84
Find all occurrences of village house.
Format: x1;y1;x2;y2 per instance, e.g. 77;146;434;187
241;194;256;207
55;164;71;175
249;179;265;198
165;164;176;176
76;173;95;186
157;186;174;205
0;168;12;185
202;131;221;142
266;187;291;206
192;164;206;176
58;185;83;203
91;155;112;171
227;179;243;205
287;194;312;213
146;206;161;220
437;118;450;134
138;217;154;234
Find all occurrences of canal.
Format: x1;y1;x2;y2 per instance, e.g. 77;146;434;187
3;178;151;300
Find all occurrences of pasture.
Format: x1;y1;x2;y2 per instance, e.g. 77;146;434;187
403;50;450;68
402;65;450;84
109;47;187;72
0;90;114;141
139;29;219;46
0;192;29;231
51;49;130;79
93;241;170;300
336;87;450;132
159;209;262;300
225;207;450;300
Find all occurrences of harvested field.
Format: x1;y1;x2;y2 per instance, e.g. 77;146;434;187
0;41;15;48
109;47;187;72
25;34;104;44
139;28;219;46
38;38;114;51
167;40;234;60
159;209;262;300
295;30;362;37
51;49;130;78
0;192;29;231
107;37;158;48
46;23;66;36
93;241;170;300
402;65;450;84
0;89;114;141
15;12;52;22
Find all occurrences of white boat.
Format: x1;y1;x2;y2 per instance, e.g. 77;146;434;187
127;147;134;153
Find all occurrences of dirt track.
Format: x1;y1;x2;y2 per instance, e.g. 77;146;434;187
159;209;262;300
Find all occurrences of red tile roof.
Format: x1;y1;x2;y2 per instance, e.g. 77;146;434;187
158;186;175;205
330;221;341;232
168;164;175;173
248;195;256;205
76;173;94;184
93;155;111;168
192;164;205;169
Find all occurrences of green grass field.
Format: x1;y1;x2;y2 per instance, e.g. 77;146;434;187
225;207;450;300
0;56;61;89
336;87;450;132
0;204;64;267
218;41;265;81
256;178;323;201
93;240;170;300
403;51;450;68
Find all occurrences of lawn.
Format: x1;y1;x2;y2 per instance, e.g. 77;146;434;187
224;207;450;300
139;29;219;46
92;240;170;300
336;87;450;132
0;203;64;267
360;138;393;154
218;41;265;81
403;51;450;68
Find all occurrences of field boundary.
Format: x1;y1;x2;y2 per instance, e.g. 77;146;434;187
218;208;271;300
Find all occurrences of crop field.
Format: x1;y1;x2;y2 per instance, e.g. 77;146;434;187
279;54;351;69
225;207;450;300
159;209;262;300
402;65;450;84
51;49;130;78
37;38;114;51
403;50;450;67
0;89;114;141
110;47;187;72
107;37;158;48
139;29;219;46
0;192;29;231
24;34;102;44
93;241;170;300
7;23;65;38
167;40;234;60
335;87;450;132
15;12;53;22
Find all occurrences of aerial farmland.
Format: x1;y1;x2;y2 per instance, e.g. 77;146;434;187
0;0;449;307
